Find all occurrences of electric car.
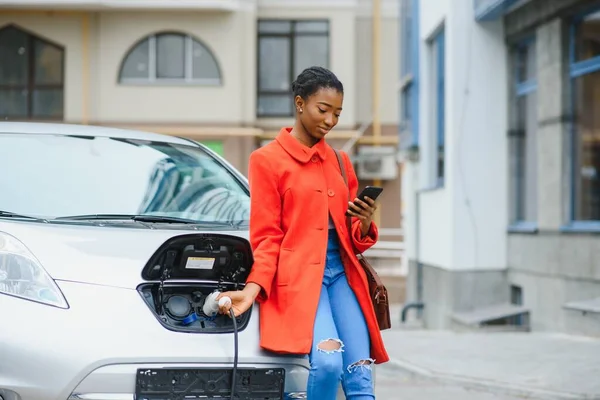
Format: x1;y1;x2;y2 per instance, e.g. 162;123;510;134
0;122;314;400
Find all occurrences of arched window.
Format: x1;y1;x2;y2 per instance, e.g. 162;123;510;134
0;25;64;119
119;32;222;85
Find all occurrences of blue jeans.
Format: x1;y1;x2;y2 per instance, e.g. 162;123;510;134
307;229;375;400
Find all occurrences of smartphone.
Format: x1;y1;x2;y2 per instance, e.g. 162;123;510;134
346;186;383;216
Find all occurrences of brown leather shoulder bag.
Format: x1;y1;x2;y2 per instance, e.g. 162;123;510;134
334;149;392;331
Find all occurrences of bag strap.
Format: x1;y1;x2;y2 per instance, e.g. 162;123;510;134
333;148;361;256
334;148;387;301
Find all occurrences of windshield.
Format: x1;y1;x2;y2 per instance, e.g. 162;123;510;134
0;133;250;225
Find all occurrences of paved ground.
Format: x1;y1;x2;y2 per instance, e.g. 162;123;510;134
375;364;526;399
379;327;600;400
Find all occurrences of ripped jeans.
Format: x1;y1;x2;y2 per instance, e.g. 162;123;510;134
307;228;375;400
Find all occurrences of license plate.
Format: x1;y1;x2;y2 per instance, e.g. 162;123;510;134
135;367;285;400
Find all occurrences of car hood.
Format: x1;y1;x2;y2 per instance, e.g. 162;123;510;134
0;220;249;289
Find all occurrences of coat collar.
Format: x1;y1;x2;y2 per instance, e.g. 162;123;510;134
275;127;328;163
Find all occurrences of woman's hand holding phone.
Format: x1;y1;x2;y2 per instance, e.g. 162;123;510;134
346;196;378;236
345;186;383;236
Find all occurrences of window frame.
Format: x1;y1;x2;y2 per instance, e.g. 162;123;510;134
399;0;419;151
426;25;445;188
434;27;445;187
118;32;222;86
256;19;330;118
508;36;538;233
563;8;600;232
0;24;65;120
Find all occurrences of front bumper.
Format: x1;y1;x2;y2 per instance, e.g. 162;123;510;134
0;281;309;400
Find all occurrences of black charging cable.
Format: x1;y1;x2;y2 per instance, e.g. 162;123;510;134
229;308;239;400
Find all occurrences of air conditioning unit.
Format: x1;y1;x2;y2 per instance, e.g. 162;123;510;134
355;145;398;180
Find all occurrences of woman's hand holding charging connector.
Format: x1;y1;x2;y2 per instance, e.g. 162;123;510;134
217;282;261;317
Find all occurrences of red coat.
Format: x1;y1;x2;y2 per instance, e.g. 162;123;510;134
246;127;389;364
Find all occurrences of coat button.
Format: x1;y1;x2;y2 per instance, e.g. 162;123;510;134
328;189;335;197
311;156;318;163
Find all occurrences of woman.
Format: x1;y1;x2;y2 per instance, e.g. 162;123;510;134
218;66;389;399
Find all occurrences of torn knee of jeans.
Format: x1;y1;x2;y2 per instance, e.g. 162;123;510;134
347;358;375;373
317;338;344;354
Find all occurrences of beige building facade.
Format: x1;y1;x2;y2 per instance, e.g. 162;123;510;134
0;0;404;279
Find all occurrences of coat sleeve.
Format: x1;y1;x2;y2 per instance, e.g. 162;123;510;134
341;150;379;253
245;150;284;302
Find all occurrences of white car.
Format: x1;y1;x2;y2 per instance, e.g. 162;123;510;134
0;122;314;400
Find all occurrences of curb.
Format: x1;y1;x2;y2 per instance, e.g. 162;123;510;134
385;357;600;400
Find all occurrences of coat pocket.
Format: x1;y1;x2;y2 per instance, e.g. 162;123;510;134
276;248;294;286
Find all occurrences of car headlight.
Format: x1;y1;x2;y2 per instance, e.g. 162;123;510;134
0;231;68;308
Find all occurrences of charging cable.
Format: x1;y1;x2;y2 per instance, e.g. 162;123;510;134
203;292;238;400
229;307;238;400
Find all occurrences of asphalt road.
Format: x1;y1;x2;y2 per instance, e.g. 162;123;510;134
374;364;526;400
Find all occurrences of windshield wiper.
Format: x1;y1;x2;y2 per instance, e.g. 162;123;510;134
54;213;234;226
0;210;47;222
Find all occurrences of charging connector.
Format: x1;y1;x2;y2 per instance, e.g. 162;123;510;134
202;291;238;400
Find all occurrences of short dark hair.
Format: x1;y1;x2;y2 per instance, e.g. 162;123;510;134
291;66;344;100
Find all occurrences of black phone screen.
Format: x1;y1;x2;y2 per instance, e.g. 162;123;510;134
356;186;383;203
346;186;383;216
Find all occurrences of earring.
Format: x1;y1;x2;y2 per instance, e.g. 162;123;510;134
299;108;303;113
